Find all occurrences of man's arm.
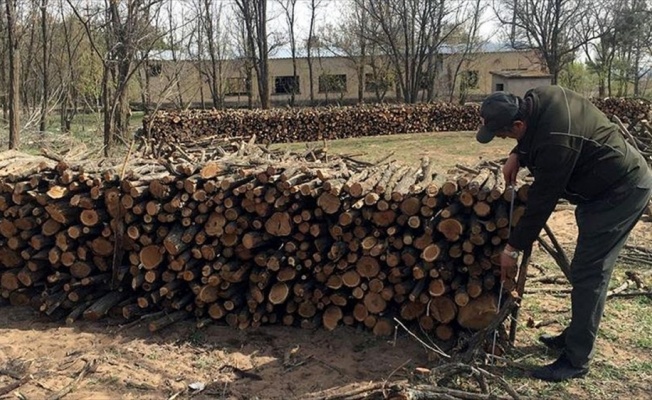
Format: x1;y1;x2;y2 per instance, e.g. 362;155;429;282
508;144;579;250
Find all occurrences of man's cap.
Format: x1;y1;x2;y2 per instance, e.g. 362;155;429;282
476;91;521;143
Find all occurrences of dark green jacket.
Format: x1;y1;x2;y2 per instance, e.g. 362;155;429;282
509;85;651;250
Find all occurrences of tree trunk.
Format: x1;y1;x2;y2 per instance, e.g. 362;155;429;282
6;0;20;149
39;0;49;134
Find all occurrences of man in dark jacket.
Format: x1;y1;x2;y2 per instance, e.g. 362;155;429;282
476;85;652;382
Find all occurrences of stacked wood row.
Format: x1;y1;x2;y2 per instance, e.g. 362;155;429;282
592;97;651;122
611;116;652;164
0;144;529;340
141;103;485;145
141;99;650;145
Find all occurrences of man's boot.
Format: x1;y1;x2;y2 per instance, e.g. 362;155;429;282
538;329;567;351
531;353;589;382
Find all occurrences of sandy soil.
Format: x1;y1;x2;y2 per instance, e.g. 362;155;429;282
0;305;432;399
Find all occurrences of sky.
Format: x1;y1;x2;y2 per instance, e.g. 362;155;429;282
265;0;502;45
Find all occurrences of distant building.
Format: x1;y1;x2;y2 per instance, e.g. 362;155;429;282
133;44;546;109
489;70;553;97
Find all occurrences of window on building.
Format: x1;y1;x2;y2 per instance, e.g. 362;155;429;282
319;74;347;93
495;83;504;91
365;73;391;92
274;76;300;94
461;70;479;89
147;63;162;77
225;77;250;96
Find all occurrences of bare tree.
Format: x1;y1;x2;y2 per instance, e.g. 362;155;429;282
318;0;370;104
6;0;20;148
233;0;270;109
355;0;455;104
0;2;6;122
39;0;50;133
21;3;37;114
165;1;186;108
276;0;298;106
494;0;594;84
55;2;93;132
230;15;255;109
194;0;229;108
582;0;652;96
582;0;619;96
447;0;485;103
305;0;323;104
67;0;167;155
612;0;652;96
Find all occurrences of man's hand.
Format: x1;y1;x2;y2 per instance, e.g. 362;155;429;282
500;252;518;282
500;245;520;282
503;152;520;185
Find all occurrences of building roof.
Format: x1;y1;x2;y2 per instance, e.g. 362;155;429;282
438;42;524;55
269;42;527;60
269;46;347;60
145;42;532;62
490;70;552;79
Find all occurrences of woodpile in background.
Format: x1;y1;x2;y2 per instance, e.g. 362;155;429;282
141;99;651;147
592;97;651;122
0;141;528;341
611;115;652;165
140;103;485;147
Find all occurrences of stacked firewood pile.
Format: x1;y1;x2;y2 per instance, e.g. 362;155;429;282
141;104;484;145
0;142;528;340
141;99;650;145
611;116;652;165
592;97;651;122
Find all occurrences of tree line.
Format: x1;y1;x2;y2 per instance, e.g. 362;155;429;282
0;0;650;154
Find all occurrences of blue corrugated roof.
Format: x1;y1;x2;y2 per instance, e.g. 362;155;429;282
146;42;523;61
269;46;346;59
437;42;521;54
269;42;523;59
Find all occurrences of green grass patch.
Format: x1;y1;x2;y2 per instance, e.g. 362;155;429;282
272;131;514;169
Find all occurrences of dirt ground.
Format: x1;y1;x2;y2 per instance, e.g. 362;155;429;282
0;307;429;400
1;210;650;400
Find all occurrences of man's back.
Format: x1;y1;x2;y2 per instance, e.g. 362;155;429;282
516;85;649;203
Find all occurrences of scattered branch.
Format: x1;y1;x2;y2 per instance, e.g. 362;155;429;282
46;359;97;400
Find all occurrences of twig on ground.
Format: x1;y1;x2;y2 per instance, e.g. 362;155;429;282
526;318;558;329
0;376;31;397
393;317;450;359
306;355;347;376
607;281;632;297
304;381;387;400
382;358;412;393
524;287;572;295
486;355;532;371
399;384;515;400
46;359;97;400
608;291;652;298
528;274;567;284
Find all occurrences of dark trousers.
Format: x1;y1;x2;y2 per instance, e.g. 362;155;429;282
564;175;652;368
